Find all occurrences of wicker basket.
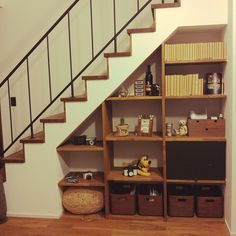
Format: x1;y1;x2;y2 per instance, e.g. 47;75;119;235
63;187;104;214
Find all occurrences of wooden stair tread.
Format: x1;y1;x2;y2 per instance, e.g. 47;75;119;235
40;112;65;123
3;150;25;163
104;52;131;58
61;95;87;102
20;131;44;143
151;2;181;9
82;75;108;81
127;27;155;34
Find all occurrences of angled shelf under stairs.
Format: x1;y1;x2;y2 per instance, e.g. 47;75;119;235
56;24;227;219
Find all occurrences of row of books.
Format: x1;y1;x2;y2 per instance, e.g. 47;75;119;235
164;42;227;62
165;74;204;96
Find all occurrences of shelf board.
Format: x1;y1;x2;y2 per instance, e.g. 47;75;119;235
107;169;163;182
106;132;163;141
106;96;162;101
57;142;103;152
165;94;226;99
165;136;226;142
58;171;104;187
165;59;227;65
167;179;226;184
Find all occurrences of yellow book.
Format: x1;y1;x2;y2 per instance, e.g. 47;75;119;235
176;75;180;96
189;74;193;96
224;42;227;59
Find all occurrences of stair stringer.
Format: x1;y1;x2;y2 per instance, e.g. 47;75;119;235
4;0;227;218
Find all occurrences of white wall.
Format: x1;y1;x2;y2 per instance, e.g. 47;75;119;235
225;0;236;235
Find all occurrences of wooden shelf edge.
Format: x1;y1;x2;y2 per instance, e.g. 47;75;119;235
58;171;105;188
165;95;226;99
106;132;163;141
107;169;163;182
106;96;162;101
57;142;104;152
165;136;226;142
166;179;226;184
165;59;227;65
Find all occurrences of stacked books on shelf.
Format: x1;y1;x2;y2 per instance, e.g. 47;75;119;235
164;42;226;62
165;74;204;96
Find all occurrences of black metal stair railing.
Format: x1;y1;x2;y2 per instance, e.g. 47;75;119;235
0;0;171;157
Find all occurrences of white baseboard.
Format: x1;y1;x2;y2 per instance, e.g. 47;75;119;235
225;219;236;236
7;212;62;219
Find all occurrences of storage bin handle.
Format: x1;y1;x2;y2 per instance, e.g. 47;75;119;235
206;199;215;203
118;197;127;201
178;198;187;202
146;197;155;202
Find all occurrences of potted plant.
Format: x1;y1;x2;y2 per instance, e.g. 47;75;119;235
115;118;129;136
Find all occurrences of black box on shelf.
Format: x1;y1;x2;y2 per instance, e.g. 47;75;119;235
168;184;194;217
138;184;163;216
196;185;223;218
166;142;226;180
110;183;136;215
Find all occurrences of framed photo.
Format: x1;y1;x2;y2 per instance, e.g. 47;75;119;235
137;115;154;136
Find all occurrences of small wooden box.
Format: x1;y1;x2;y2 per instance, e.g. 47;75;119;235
196;185;223;218
168;184;194;217
187;119;225;137
111;183;136;215
138;185;163;216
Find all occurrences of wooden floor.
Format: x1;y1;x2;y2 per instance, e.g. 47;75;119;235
0;214;229;236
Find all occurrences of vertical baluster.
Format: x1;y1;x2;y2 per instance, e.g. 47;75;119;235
90;0;94;58
7;80;13;142
67;12;74;97
46;36;52;102
137;0;140;12
26;58;34;138
113;0;117;52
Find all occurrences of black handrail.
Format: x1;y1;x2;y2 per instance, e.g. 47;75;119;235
0;0;157;157
0;0;81;89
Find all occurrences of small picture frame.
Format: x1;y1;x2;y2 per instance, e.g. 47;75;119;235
137;115;154;136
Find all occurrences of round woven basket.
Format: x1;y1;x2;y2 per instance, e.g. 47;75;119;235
62;187;104;214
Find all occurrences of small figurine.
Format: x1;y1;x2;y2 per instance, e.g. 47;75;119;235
136;155;151;177
118;85;128;97
174;120;188;136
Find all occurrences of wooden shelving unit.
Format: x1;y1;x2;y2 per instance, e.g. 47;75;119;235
58;31;227;220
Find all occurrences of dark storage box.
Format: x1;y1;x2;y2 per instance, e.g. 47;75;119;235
111;183;136;215
166;142;226;180
196;185;223;218
188;119;225;137
168;184;194;217
138;184;163;216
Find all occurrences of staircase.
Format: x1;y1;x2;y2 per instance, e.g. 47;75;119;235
1;0;227;218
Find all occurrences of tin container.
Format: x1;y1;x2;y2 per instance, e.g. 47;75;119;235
206;73;222;94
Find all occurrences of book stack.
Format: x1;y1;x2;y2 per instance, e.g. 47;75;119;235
134;80;145;96
165;74;204;96
164;42;227;62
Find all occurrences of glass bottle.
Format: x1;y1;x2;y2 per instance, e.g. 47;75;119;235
145;65;153;96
